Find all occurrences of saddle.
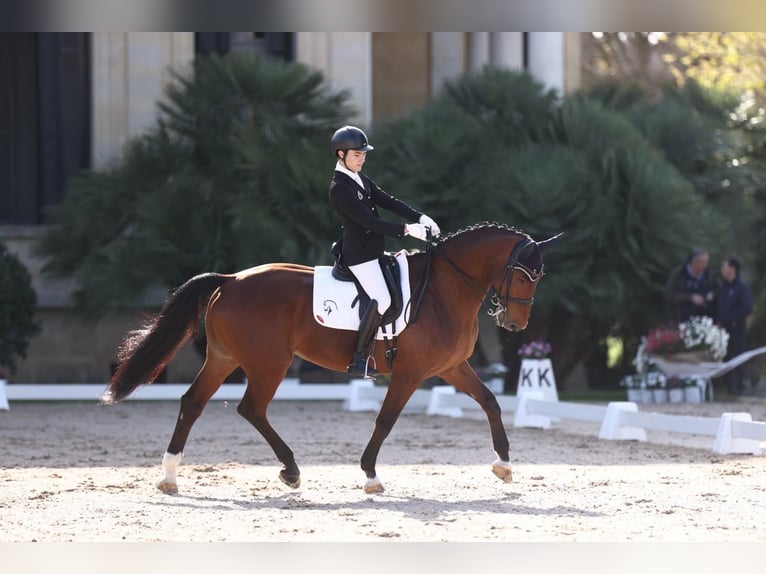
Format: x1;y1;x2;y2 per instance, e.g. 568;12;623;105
330;239;404;328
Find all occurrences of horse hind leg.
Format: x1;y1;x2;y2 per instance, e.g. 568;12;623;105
157;354;238;494
360;371;422;494
236;365;300;488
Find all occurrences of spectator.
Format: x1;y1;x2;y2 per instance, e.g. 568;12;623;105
665;248;715;323
716;257;754;395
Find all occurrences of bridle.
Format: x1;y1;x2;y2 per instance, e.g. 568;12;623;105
432;235;543;318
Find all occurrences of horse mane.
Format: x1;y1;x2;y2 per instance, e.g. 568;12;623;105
432;221;542;275
436;221;531;244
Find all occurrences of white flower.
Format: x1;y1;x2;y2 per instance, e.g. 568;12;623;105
633;336;649;373
678;315;729;361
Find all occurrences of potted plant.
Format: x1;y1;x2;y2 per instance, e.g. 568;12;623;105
681;376;704;403
518;340;552;361
620;374;644;402
666;377;686;403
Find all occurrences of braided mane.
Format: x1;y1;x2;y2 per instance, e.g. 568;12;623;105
432;221;542;275
436;221;531;245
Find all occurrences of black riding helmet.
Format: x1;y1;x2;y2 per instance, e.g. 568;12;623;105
331;125;374;158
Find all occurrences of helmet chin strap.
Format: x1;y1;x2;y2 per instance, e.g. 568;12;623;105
341;151;361;173
338;150;350;170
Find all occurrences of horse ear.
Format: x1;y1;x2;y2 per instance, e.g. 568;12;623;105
519;241;536;259
537;232;564;253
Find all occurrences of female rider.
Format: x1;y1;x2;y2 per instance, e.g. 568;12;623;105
329;125;440;377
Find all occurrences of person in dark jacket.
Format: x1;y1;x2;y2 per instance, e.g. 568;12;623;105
664;248;715;323
328;125;440;378
716;257;753;395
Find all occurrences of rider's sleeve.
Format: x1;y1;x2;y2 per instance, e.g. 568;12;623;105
365;176;422;223
330;181;406;237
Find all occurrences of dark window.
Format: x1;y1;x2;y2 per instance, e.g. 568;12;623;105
522;32;529;69
0;33;91;225
195;32;294;61
0;34;38;223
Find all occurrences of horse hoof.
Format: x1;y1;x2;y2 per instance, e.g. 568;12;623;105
363;477;384;494
491;460;513;483
279;471;301;489
157;480;179;494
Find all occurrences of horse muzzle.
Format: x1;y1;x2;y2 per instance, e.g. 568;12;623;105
495;312;526;332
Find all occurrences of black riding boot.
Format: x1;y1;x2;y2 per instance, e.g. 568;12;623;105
347;300;381;379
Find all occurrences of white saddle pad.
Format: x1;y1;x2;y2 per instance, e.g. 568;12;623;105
313;250;411;339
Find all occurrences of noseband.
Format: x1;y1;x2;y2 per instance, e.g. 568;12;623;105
434;236;543;319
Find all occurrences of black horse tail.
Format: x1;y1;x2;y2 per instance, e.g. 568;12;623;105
100;273;230;404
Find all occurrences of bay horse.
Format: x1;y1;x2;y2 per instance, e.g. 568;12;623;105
102;222;560;494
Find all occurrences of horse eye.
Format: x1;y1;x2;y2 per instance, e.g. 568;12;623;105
516;277;526;285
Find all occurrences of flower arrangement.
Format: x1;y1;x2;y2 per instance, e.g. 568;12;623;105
620;371;666;390
680;315;729;359
644;323;685;355
633;315;729;374
518;340;552;360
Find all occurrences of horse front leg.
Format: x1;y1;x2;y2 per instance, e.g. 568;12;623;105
440;361;513;483
360;373;421;494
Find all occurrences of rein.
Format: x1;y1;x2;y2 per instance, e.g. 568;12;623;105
407;229;434;325
431;236;540;318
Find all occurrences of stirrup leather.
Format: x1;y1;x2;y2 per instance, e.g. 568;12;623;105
347;300;380;379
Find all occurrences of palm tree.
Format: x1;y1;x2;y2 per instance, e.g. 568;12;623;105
37;52;354;319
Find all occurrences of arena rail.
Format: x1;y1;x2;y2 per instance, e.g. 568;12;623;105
0;378;348;404
2;377;764;456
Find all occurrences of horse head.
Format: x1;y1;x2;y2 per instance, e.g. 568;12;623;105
486;230;563;333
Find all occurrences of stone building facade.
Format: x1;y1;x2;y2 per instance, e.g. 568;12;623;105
0;32;580;383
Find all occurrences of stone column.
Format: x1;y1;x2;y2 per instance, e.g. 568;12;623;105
527;32;565;95
489;32;524;70
91;32;194;168
468;32;490;72
430;32;465;95
563;32;582;93
296;32;373;126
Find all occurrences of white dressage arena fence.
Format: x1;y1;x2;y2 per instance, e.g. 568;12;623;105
2;376;764;456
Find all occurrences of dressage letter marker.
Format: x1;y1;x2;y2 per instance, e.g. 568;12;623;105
517;358;559;403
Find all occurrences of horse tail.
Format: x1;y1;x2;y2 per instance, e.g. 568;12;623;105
100;272;230;404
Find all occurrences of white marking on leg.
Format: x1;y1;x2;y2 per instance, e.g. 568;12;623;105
162;451;183;483
363;476;384;494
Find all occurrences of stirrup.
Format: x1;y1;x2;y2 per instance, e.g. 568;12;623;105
347;355;378;380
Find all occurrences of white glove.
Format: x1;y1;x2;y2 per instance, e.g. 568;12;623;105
404;223;429;242
419;214;441;237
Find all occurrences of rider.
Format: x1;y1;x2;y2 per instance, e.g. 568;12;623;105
329;125;441;377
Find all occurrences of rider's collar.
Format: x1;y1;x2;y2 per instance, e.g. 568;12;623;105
335;161;364;190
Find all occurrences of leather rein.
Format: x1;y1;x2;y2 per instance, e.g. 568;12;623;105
429;235;542;318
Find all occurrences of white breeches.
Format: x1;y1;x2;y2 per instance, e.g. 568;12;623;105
348;259;391;314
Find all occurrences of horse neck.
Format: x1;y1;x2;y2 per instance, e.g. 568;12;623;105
436;230;523;290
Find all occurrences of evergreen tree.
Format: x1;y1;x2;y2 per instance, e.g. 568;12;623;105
372;68;725;386
0;242;41;374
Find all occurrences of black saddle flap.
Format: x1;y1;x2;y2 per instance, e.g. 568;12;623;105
330;239;356;282
379;254;403;326
328;240;404;326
